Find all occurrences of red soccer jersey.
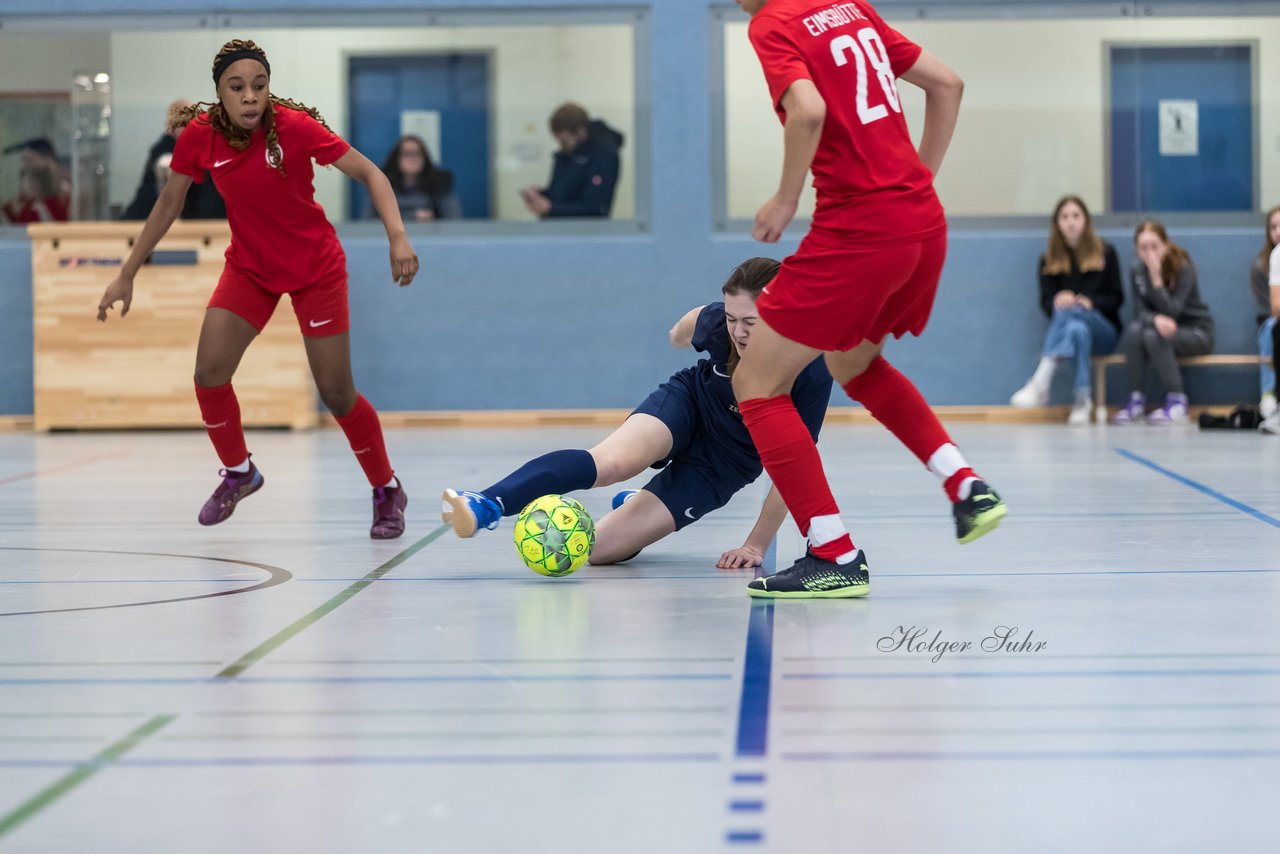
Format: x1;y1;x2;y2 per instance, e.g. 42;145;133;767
169;103;351;292
748;0;945;244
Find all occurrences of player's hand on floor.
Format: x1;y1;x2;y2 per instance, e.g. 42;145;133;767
97;276;134;321
390;236;419;287
717;544;765;570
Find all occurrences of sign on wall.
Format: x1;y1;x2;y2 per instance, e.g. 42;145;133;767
1158;99;1199;157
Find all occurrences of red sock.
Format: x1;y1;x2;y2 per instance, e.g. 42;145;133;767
194;381;248;468
842;356;953;464
944;468;978;503
738;395;854;560
335;395;393;486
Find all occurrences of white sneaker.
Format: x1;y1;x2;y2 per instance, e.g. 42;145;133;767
1010;379;1049;408
1261;393;1277;420
1067;398;1092;426
1260;412;1280;435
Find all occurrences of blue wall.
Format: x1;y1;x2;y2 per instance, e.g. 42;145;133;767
0;0;1270;415
2;224;1266;416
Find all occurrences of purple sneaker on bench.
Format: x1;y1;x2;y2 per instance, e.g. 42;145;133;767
198;463;264;526
371;482;408;539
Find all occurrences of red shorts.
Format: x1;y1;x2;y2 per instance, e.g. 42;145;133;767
757;229;948;352
207;264;350;337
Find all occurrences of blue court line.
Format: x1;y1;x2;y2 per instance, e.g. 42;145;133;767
726;830;764;844
0;753;721;769
729;800;765;812
1116;447;1280;529
0;674;732;686
734;538;777;759
784;749;1280;762
0;580;254;585
783;668;1280;680
732;772;766;783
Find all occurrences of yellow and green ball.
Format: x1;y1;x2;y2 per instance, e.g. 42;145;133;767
513;495;596;576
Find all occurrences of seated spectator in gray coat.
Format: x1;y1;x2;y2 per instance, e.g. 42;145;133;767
1112;220;1214;425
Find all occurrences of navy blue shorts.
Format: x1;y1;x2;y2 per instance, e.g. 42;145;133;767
632;369;752;531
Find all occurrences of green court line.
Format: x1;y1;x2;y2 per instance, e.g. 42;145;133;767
0;714;175;840
215;525;450;679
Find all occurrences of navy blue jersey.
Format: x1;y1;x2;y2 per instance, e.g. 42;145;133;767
686;302;832;478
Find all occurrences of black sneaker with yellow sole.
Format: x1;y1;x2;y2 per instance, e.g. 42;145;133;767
746;549;869;599
953;480;1007;544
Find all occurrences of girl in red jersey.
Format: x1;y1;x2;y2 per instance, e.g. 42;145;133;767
730;0;1006;598
97;39;419;539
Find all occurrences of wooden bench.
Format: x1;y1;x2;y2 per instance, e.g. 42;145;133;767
1092;354;1266;418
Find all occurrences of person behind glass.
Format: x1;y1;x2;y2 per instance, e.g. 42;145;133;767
519;102;623;219
95;39;420;538
1;165;69;223
1250;205;1280;428
371;135;461;222
1112;219;1214;425
2;137;71;202
121;99;227;221
1010;195;1123;425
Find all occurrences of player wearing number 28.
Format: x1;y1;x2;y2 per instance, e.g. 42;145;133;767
731;0;1006;598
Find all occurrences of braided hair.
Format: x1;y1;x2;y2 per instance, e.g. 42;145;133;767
169;39;332;177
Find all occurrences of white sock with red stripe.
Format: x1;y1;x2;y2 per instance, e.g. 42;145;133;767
807;514;858;565
928;444;977;502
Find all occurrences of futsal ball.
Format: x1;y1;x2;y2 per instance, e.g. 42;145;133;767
513;495;596;577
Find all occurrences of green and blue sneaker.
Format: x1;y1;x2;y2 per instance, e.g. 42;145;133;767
746;549;869;599
953;480;1007;544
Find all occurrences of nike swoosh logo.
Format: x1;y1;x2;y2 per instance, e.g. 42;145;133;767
213;159;233;168
354;447;371;455
684;507;697;520
204;421;228;429
309;319;333;328
712;364;730;378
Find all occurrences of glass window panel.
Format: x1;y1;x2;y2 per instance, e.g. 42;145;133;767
718;3;1272;223
1;14;641;227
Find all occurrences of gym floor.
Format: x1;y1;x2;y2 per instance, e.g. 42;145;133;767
1;423;1277;852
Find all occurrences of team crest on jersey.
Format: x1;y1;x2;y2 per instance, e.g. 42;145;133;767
266;143;285;168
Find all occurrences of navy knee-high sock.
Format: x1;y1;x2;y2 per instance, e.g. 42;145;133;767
483;450;598;517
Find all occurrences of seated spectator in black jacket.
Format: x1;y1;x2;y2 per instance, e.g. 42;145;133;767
520;102;623;219
368;135;461;222
121;100;226;221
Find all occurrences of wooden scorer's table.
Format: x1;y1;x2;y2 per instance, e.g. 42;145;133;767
30;222;317;431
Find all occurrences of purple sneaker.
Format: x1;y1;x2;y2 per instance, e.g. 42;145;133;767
371;482;408;539
198;463;264;526
1111;392;1146;425
1146;393;1189;425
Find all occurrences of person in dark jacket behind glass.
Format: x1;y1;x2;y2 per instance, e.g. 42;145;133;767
121;100;226;221
520;102;622;219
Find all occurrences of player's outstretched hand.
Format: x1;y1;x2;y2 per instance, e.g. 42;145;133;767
97;275;134;322
717;544;765;570
752;194;798;243
389;235;420;287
